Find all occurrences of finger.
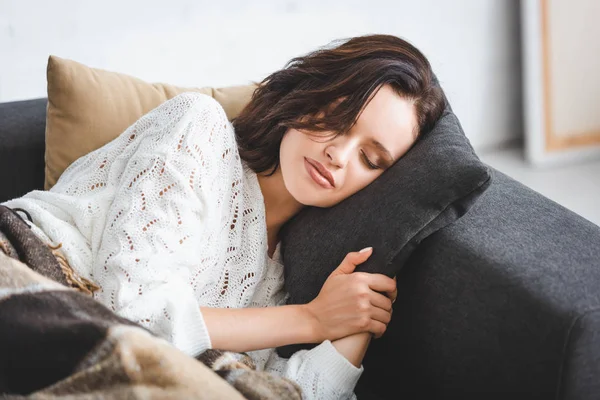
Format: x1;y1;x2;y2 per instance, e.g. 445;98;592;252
370;306;392;325
369;320;387;339
369;291;393;312
365;274;396;294
333;247;372;275
390;277;398;303
379;283;397;303
389;287;398;304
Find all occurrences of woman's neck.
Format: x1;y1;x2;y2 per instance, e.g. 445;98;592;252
256;166;304;246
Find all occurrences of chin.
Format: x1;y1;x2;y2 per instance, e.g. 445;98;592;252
285;182;322;207
297;191;337;208
290;190;318;207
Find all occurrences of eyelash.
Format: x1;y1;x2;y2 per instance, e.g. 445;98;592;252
361;151;380;170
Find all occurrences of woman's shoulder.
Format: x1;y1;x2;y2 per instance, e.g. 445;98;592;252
160;92;238;159
169;92;227;118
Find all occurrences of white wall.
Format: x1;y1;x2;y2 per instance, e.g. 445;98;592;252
0;0;522;151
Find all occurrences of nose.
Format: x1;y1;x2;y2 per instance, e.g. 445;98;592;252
325;137;355;169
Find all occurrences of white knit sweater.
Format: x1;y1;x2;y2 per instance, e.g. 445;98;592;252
3;92;362;399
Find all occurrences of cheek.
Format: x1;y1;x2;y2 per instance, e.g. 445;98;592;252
281;130;307;158
338;167;379;198
279;132;312;194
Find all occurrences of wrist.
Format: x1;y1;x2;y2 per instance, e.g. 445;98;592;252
332;332;372;368
297;303;323;343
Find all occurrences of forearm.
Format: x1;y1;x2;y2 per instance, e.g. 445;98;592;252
203;304;372;368
201;305;318;353
331;332;372;367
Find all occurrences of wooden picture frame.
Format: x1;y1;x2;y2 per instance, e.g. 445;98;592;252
521;0;600;166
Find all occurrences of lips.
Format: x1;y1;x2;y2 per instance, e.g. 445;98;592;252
305;157;335;189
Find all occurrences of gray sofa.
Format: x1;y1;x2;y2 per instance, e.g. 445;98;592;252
1;98;599;399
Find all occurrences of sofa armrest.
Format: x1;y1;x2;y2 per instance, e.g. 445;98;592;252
0;98;47;203
558;309;600;399
356;169;600;399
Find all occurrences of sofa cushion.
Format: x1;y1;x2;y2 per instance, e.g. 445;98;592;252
44;55;257;189
277;105;492;357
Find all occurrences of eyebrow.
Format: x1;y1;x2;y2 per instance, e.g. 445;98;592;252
369;139;394;166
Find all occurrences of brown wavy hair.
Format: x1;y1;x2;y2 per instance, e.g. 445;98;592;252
232;34;446;176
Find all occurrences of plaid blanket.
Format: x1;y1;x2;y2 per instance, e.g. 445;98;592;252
0;205;301;399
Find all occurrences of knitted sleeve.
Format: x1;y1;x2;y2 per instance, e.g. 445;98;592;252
264;342;363;400
77;92;237;356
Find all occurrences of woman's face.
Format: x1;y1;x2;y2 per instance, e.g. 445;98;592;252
279;84;419;208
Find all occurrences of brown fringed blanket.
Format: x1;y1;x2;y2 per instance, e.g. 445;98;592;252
0;205;301;399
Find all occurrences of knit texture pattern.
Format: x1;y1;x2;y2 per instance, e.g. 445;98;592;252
3;92;362;400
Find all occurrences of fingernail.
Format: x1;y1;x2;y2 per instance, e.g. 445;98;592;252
359;247;372;253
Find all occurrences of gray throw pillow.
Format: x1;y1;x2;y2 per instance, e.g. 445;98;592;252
277;104;491;358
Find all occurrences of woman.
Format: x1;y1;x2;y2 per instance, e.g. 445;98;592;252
2;34;445;399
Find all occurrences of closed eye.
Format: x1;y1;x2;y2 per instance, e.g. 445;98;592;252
361;151;380;170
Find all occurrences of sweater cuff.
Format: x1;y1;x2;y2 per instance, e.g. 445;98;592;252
180;304;213;357
305;340;363;392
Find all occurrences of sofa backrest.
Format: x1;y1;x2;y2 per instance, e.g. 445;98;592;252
0;98;47;203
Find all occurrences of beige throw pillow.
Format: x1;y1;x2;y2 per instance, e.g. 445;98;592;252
45;55;257;189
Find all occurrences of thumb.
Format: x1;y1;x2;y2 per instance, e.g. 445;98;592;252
333;247;373;275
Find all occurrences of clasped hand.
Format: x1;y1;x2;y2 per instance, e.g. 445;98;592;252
304;247;397;342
